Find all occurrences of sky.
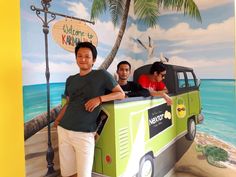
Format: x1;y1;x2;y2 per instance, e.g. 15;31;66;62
21;0;235;85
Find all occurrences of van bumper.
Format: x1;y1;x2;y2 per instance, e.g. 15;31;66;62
197;113;204;124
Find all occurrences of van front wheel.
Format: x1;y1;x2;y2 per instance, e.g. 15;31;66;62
185;118;196;141
138;154;154;177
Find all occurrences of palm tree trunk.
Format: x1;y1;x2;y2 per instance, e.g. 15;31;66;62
24;105;61;140
98;0;131;70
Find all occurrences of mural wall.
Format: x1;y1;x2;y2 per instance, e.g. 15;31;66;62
21;0;236;177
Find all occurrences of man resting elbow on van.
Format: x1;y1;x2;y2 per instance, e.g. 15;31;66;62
138;61;172;105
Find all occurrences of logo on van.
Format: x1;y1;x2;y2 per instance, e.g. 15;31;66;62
148;103;172;138
176;98;186;118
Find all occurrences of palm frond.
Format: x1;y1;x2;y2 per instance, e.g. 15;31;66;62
90;0;107;21
158;0;202;22
134;0;159;27
108;0;125;26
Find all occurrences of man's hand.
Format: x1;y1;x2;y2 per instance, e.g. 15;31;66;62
85;96;101;112
163;93;173;105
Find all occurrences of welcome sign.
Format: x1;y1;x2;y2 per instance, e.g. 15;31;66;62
52;19;98;52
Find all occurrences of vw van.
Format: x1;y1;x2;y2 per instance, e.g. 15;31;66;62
92;64;204;177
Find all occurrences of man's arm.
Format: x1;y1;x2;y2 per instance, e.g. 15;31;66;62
54;96;69;127
85;85;125;112
149;90;172;105
127;82;150;97
100;84;125;102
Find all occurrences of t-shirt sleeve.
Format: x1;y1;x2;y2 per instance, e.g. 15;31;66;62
101;70;118;91
159;81;166;90
64;76;71;97
127;82;150;97
138;74;148;89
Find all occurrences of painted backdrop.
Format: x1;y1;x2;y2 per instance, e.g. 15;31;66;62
21;0;236;176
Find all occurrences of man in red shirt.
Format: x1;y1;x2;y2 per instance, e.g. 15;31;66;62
138;62;172;105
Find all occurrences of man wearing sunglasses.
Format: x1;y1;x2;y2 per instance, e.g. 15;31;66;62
138;61;172;105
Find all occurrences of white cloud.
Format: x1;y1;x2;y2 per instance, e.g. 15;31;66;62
50;61;78;73
22;49;234;85
100;53;234;80
49;53;75;62
121;16;234;52
89;20;119;47
24;53;75;62
158;0;232;15
194;0;232;10
168;56;232;68
23;59;78;74
168;17;235;47
167;49;185;55
63;1;234;51
22;59;79;85
168;56;234;79
65;1;90;19
23;55;114;85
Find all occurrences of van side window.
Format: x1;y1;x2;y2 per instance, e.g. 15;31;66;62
186;72;196;87
177;72;186;89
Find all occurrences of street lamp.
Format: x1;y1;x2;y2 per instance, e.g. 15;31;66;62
30;0;94;176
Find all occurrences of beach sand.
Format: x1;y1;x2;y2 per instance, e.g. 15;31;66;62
25;129;236;177
25;127;60;177
170;132;236;177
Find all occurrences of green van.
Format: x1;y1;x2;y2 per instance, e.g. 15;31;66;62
92;64;204;177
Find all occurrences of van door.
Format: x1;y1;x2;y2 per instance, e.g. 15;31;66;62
186;71;200;116
175;71;189;134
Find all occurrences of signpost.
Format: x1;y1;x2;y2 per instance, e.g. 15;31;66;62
30;0;94;176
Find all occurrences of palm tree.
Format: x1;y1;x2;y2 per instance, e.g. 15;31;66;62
24;105;61;140
90;0;201;70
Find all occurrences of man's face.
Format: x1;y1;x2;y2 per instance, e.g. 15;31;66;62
117;64;131;81
154;70;166;82
76;47;95;71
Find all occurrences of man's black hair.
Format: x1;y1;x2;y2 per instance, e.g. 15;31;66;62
150;61;166;74
75;42;97;61
117;61;131;71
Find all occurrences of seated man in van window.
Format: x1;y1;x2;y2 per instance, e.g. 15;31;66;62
117;61;150;97
138;61;172;105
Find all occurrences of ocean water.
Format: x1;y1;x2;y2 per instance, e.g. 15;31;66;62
23;83;65;121
23;80;236;146
197;79;236;147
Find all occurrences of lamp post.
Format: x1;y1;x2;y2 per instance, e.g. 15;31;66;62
30;0;94;176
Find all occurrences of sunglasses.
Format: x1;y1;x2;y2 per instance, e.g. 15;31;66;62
177;107;186;111
160;73;166;78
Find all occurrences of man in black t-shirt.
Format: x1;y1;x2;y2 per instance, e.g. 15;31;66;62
117;61;150;97
54;42;125;177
